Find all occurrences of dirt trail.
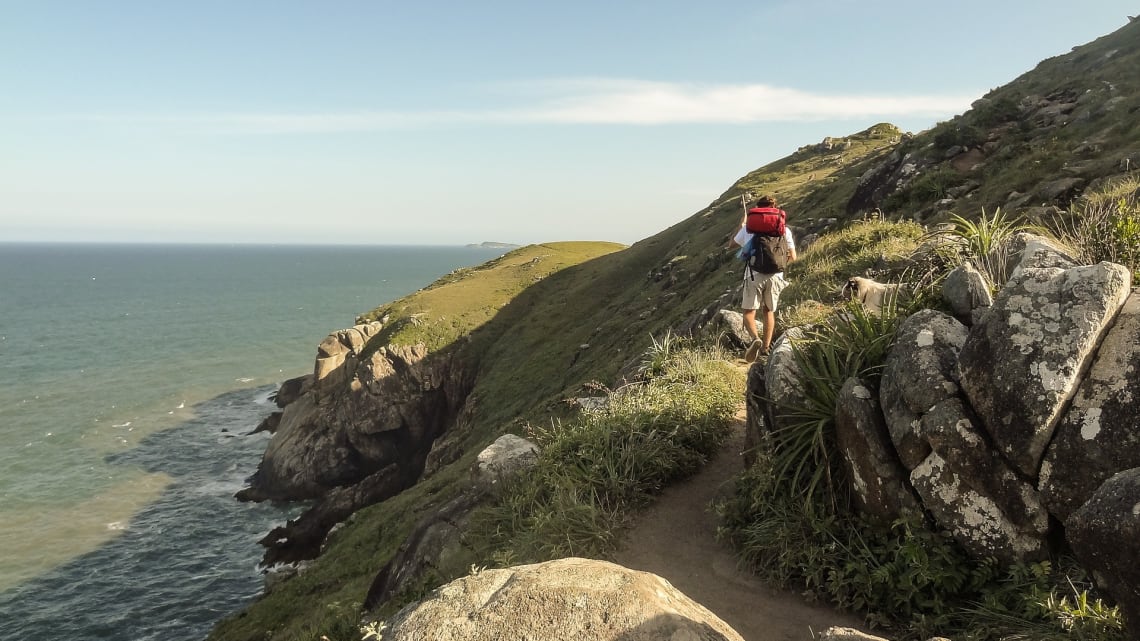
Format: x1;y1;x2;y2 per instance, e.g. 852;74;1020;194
611;405;869;641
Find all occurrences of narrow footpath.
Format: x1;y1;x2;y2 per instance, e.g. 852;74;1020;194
611;404;869;641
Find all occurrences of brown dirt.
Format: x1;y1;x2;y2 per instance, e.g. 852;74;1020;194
611;405;871;641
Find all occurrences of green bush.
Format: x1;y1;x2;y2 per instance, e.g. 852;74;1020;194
469;346;740;565
766;302;903;509
716;461;1125;640
1049;175;1140;282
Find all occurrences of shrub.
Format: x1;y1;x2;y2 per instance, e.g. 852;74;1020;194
765;302;903;510
469;346;740;565
1048;175;1140;282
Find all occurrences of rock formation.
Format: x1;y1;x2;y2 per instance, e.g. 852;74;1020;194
747;237;1139;617
379;558;745;641
238;320;478;563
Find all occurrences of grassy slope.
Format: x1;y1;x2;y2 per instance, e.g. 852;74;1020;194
210;19;1140;641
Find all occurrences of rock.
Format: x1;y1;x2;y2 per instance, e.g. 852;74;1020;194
1041;290;1140;521
911;451;1048;562
257;464;404;566
764;327;808;412
710;309;753;350
743;359;775;468
819;628;892;641
921;398;1049;539
834;378;921;522
472;434;539;492
363;492;483;611
941;262;993;325
1066;468;1140;637
272;374;312;408
250;411;282;435
381;558;745;641
241;342;473;501
879;310;969;470
1035;176;1085;202
958;262;1131;479
1003;232;1079;283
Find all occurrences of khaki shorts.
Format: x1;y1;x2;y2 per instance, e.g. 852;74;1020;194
742;271;787;312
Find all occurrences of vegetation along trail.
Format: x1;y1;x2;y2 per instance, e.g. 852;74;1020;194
611;392;867;641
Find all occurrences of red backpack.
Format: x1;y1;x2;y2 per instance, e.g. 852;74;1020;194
746;207;786;236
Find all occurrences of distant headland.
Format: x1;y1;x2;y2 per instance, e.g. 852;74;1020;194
466;241;520;249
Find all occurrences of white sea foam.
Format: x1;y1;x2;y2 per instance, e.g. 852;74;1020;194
112;422;131;428
106;521;127;531
235;377;255;383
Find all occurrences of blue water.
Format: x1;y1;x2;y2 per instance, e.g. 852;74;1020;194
0;243;505;641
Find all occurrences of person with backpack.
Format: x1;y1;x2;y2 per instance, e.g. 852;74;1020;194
728;194;797;362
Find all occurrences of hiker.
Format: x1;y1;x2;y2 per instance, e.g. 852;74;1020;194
728;195;797;362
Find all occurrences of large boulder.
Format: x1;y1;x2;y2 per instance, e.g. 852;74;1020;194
998;231;1078;284
834;378;921;522
1041;290;1140;521
958;262;1131;479
879;310;969;470
911;450;1048;562
1066;468;1140;637
912;397;1050;561
709;309;753;350
764;327;809;411
941;262;993;325
472;433;539;493
380;557;745;641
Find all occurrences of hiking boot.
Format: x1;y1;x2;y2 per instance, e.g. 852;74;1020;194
744;339;764;363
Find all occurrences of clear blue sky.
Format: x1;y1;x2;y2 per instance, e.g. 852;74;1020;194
1;1;1135;245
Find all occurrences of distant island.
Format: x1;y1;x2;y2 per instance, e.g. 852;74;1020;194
466;241;520;249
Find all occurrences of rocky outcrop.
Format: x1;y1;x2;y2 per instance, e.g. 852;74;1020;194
363;434;540;611
958;261;1130;480
879;310;969;470
941;262;993;325
241;335;474;502
834;378;920;522
1066;468;1140;637
238;321;477;563
746;234;1138;572
1040;290;1140;521
379;558;745;641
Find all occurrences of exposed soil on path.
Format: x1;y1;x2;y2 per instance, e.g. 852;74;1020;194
611;405;870;641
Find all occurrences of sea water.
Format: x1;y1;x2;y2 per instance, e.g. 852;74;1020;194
0;243;505;641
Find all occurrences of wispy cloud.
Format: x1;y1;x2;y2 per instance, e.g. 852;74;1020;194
63;78;978;134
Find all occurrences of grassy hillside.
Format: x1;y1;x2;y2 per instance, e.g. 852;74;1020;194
211;17;1140;641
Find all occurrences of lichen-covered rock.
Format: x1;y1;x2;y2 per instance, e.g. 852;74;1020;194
1002;232;1078;283
381;557;745;641
942;262;993;325
1066;468;1140;637
834;378;920;522
1041;290;1140;521
765;327;808;410
921;398;1048;537
879;310;969;469
958;262;1131;479
911;451;1048;562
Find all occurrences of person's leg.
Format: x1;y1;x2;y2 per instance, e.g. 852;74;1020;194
761;308;776;352
742;308;759;341
760;274;788;354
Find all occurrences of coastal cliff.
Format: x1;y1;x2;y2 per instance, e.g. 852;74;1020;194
214;18;1140;641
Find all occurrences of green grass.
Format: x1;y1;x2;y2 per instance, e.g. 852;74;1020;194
467;345;742;565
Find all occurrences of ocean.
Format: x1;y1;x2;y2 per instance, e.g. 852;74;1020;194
0;243;506;641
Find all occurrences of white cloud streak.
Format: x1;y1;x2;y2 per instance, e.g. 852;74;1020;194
65;79;978;134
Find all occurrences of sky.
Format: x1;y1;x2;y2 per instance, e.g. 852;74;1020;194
1;1;1136;246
